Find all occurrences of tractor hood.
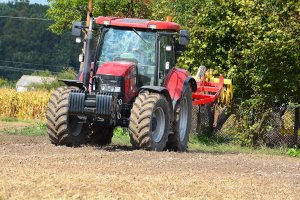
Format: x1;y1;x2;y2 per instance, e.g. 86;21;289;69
96;61;136;77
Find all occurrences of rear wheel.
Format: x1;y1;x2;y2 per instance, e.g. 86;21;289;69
167;85;192;151
46;86;86;147
129;91;170;151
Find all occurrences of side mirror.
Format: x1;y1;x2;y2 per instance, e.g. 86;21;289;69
178;30;190;46
72;21;83;37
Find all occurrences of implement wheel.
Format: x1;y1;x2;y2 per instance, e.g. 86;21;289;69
167;85;192;151
46;86;86;147
129;91;170;151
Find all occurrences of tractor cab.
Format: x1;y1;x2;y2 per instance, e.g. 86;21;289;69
97;27;157;87
72;17;190;89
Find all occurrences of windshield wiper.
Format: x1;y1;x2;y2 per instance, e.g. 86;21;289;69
132;28;150;47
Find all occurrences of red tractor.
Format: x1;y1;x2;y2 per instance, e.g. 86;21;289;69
46;16;223;151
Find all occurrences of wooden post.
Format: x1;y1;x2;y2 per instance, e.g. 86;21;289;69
294;80;300;146
87;0;93;25
294;106;299;146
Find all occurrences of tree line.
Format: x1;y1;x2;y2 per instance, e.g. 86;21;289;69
0;0;81;81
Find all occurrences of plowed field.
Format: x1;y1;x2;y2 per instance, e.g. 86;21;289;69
0;123;299;199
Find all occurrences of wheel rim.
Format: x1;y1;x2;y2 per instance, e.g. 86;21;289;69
151;107;165;143
68;115;84;137
178;96;188;142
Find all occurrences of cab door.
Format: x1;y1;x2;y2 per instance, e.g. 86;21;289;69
158;34;176;85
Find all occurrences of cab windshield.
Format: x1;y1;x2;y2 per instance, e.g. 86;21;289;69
98;28;156;85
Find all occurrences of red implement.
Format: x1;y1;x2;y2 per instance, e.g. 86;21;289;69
192;75;224;106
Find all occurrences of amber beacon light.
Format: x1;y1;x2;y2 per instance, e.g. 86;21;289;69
166;16;172;22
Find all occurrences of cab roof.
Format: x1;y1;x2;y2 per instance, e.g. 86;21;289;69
95;17;181;31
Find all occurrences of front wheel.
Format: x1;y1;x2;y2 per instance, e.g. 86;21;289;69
128;91;170;151
46;86;86;147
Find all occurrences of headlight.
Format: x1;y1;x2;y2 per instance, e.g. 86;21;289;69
100;84;121;93
96;75;124;93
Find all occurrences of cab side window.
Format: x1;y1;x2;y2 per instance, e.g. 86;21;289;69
158;35;175;85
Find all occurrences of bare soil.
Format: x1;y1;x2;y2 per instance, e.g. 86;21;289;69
0;123;299;199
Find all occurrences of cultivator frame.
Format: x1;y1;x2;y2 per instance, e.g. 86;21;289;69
192;75;224;106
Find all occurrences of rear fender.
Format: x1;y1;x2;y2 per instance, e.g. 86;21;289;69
140;86;173;122
163;68;197;104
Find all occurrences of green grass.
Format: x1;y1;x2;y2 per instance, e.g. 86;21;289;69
1;122;298;158
112;127;131;146
0;117;32;123
287;148;300;158
5;122;46;137
0;117;20;122
188;134;288;156
111;130;290;156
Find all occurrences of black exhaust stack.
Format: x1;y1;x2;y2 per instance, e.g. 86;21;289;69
83;13;94;88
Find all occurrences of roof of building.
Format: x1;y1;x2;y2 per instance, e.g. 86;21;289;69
16;75;56;87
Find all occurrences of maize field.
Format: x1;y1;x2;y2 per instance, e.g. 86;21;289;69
0;88;50;120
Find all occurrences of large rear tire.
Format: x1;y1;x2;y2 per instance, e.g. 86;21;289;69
166;85;192;151
46;86;86;147
128;91;170;151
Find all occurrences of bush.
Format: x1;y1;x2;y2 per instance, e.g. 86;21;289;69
287;148;300;158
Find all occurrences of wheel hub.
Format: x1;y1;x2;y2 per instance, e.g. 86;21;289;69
152;118;157;132
178;96;188;142
151;107;165;143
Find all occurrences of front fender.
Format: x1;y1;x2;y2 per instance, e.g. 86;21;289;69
59;79;86;91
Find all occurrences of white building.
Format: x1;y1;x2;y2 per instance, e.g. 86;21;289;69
16;75;56;92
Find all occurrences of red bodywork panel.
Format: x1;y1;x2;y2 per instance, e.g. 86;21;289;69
163;68;190;101
97;61;138;103
163;67;224;106
192;76;224;106
97;61;134;76
96;17;180;31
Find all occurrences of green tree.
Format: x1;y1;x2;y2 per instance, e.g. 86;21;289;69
0;1;81;80
47;0;152;34
152;0;300;108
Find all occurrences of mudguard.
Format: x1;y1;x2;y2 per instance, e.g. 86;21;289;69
59;79;86;91
163;68;197;106
140;86;174;122
140;86;172;103
184;76;197;93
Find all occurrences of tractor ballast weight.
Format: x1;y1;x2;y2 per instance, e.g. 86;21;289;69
46;16;225;151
